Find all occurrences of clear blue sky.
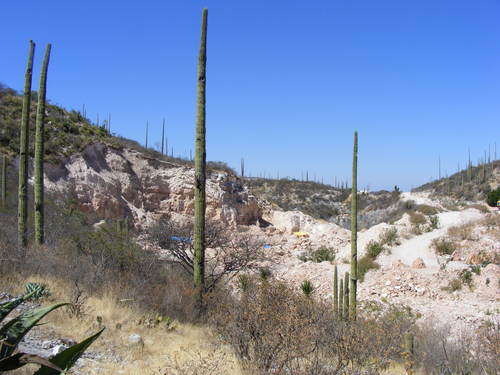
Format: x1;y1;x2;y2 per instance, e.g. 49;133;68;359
1;0;499;191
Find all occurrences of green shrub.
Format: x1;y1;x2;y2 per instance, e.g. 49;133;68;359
459;269;473;289
431;238;456;255
300;280;314;297
365;240;384;259
358;255;381;282
429;215;440;230
416;204;439;216
379;227;399;247
404;200;416;210
486;188;500;207
442;278;462;292
298;247;335;263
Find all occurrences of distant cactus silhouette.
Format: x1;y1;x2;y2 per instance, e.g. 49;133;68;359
1;155;6;208
350;131;358;319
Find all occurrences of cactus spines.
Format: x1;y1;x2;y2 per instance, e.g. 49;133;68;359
193;8;208;314
1;155;6;208
333;265;338;318
339;278;344;320
34;43;51;246
18;40;35;247
350;131;358;319
344;271;349;319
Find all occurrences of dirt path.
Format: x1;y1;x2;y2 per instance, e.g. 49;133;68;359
380;206;483;270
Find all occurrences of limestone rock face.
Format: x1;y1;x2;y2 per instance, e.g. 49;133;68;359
44;143;262;228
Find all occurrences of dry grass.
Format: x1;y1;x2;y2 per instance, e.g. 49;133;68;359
1;275;242;375
447;222;475;241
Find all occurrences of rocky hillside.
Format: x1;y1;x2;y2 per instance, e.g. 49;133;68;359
413;159;500;201
246;177;404;229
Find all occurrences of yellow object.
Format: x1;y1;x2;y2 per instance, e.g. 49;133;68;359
293;231;309;238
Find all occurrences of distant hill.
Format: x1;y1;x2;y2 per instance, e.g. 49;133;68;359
413;160;499;202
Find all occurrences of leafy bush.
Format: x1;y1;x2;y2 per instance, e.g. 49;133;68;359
486;188;500;207
416;204;439;216
358;255;381;282
431;238;456;255
365;240;384;259
299;247;335;263
379;227;399;247
429;215;440;230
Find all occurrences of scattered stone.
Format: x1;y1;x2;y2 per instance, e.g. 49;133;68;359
128;334;144;347
412;257;426;269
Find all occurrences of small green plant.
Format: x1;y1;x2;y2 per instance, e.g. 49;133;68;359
301;280;314;297
25;282;50;300
404;200;416;210
429;215;440;230
238;274;251;292
365;240;384;259
486;188;500;207
442;278;462;292
0;285;103;373
259;267;272;281
298;247;335;263
431;238;456;255
459;269;473;289
470;265;481;275
379;227;399;247
358;255;380;282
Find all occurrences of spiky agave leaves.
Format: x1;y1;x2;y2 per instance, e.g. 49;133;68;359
0;288;104;373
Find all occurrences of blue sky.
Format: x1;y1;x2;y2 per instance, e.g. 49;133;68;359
1;0;499;191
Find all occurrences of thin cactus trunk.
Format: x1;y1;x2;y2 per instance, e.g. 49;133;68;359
108;113;111;133
333;265;338;318
241;158;245;177
193;8;208;315
18;40;35;248
145;121;149;148
403;333;415;374
344;271;349;319
1;155;6;208
34;43;51;246
350;131;358;319
339;278;344;320
161;118;165;155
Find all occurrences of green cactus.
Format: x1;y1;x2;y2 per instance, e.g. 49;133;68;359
333;265;338;318
350;131;358;319
18;40;35;247
193;8;208;314
339;278;344;320
403;332;415;374
1;155;6;208
344;271;349;319
34;43;51;246
161;118;165;155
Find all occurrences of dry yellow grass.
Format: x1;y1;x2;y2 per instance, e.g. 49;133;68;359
1;275;243;375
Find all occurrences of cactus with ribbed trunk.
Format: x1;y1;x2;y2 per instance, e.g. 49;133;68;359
339;278;344;320
333;265;338;318
344;271;349;319
1;155;6;208
18;41;35;247
193;8;208;315
34;43;51;246
350;131;358;319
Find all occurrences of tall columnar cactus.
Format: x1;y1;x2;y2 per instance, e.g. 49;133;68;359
344;271;349;319
339;278;344;320
18;40;35;247
1;155;6;208
161;118;165;155
240;158;245;177
145;121;149;148
193;8;208;314
333;265;338;318
403;332;415;374
350;131;358;319
34;43;51;246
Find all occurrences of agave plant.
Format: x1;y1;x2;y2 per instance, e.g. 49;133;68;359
0;285;104;373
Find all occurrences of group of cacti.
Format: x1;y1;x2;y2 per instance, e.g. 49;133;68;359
333;266;352;320
17;40;51;247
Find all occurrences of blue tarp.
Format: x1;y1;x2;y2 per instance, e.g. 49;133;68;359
263;244;271;249
170;236;192;243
